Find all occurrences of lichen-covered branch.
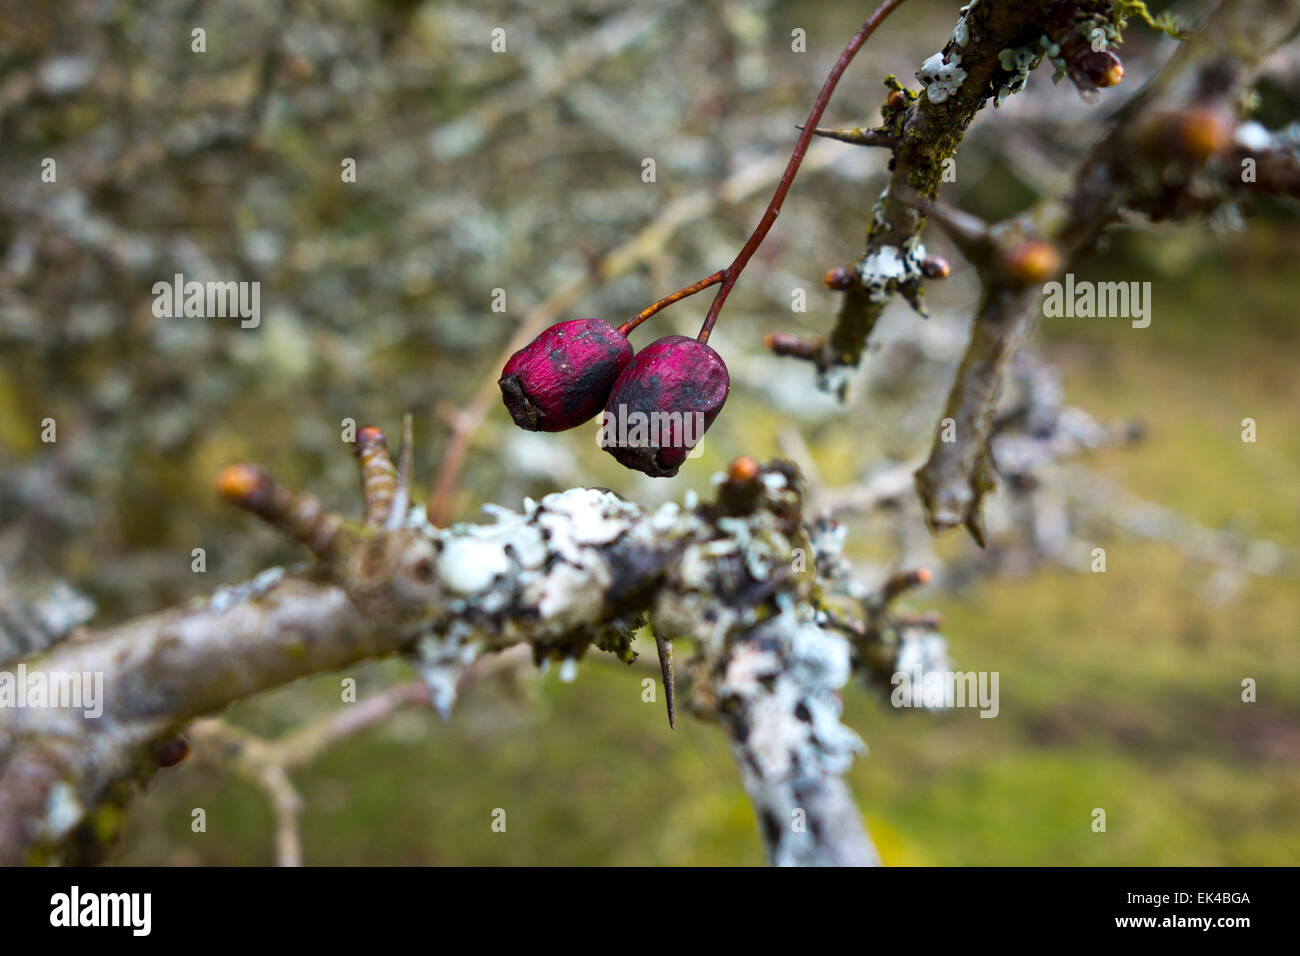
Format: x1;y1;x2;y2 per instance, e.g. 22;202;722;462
763;1;1299;541
908;0;1300;538
807;0;1119;390
0;573;383;865
0;433;917;866
914;286;1037;543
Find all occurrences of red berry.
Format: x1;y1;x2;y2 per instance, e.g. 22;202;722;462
600;335;730;477
499;319;633;432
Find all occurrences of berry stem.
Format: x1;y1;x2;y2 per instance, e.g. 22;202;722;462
617;270;724;336
697;0;907;344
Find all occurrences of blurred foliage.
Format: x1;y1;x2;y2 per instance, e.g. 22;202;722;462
1;0;1296;864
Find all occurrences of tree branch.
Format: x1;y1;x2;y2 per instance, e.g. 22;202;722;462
914;0;1300;539
0;436;900;866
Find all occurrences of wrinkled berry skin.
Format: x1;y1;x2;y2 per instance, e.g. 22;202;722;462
601;335;730;478
499;319;633;432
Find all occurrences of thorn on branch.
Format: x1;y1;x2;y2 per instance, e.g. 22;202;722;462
654;631;675;730
390;413;415;531
796;123;897;149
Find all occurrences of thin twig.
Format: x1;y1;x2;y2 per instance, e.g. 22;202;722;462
698;0;908;343
616;270;723;336
427;143;852;525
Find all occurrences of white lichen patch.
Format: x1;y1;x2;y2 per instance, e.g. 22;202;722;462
650;481;804;652
869;187;892;233
529;560;607;627
808;518;850;586
917;52;966;104
859;246;905;301
523;488;649;628
953;1;979;47
719;606;865;838
786;618;853;692
415;624;481;719
1235;121;1274;151
507;524;548;570
648;500;682;533
714;516;777;582
856;238;930;304
413;471;817;724
404;503;436;537
677;545;714;592
996;43;1045;106
651;542;742;650
207;566;286;613
535;487;639;555
42;781;85;841
815;362;857;400
410;486;651;658
437;537;511;595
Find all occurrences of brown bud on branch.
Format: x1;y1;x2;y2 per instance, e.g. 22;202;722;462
216;464;345;561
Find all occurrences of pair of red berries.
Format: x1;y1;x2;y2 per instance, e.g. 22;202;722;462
498;319;729;477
